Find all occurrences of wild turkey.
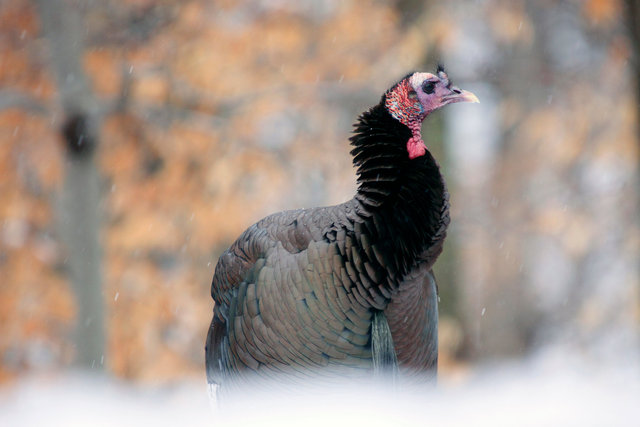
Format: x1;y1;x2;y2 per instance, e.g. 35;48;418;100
205;66;478;396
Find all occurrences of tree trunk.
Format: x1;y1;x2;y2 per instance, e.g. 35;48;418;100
627;0;640;181
34;0;105;370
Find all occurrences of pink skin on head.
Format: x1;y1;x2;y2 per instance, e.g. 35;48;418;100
385;71;478;160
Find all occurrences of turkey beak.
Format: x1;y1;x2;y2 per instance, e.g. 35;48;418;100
443;87;480;104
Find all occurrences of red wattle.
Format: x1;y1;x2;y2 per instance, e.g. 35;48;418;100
407;137;426;159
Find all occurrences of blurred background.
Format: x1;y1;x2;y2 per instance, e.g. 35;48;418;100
0;0;638;424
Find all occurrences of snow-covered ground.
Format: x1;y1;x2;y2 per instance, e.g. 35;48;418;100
1;354;638;427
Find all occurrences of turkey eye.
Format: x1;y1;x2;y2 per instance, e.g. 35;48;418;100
423;81;435;94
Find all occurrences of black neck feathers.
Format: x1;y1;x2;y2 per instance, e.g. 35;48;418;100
349;101;449;282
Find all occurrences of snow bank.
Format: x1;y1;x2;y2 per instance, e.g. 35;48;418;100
1;356;637;427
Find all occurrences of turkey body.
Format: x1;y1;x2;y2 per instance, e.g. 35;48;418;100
206;83;451;396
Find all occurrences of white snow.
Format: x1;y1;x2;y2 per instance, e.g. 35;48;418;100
1;354;637;427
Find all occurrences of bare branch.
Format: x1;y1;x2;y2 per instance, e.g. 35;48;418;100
0;90;50;114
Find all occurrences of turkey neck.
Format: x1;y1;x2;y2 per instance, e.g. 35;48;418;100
349;102;449;282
